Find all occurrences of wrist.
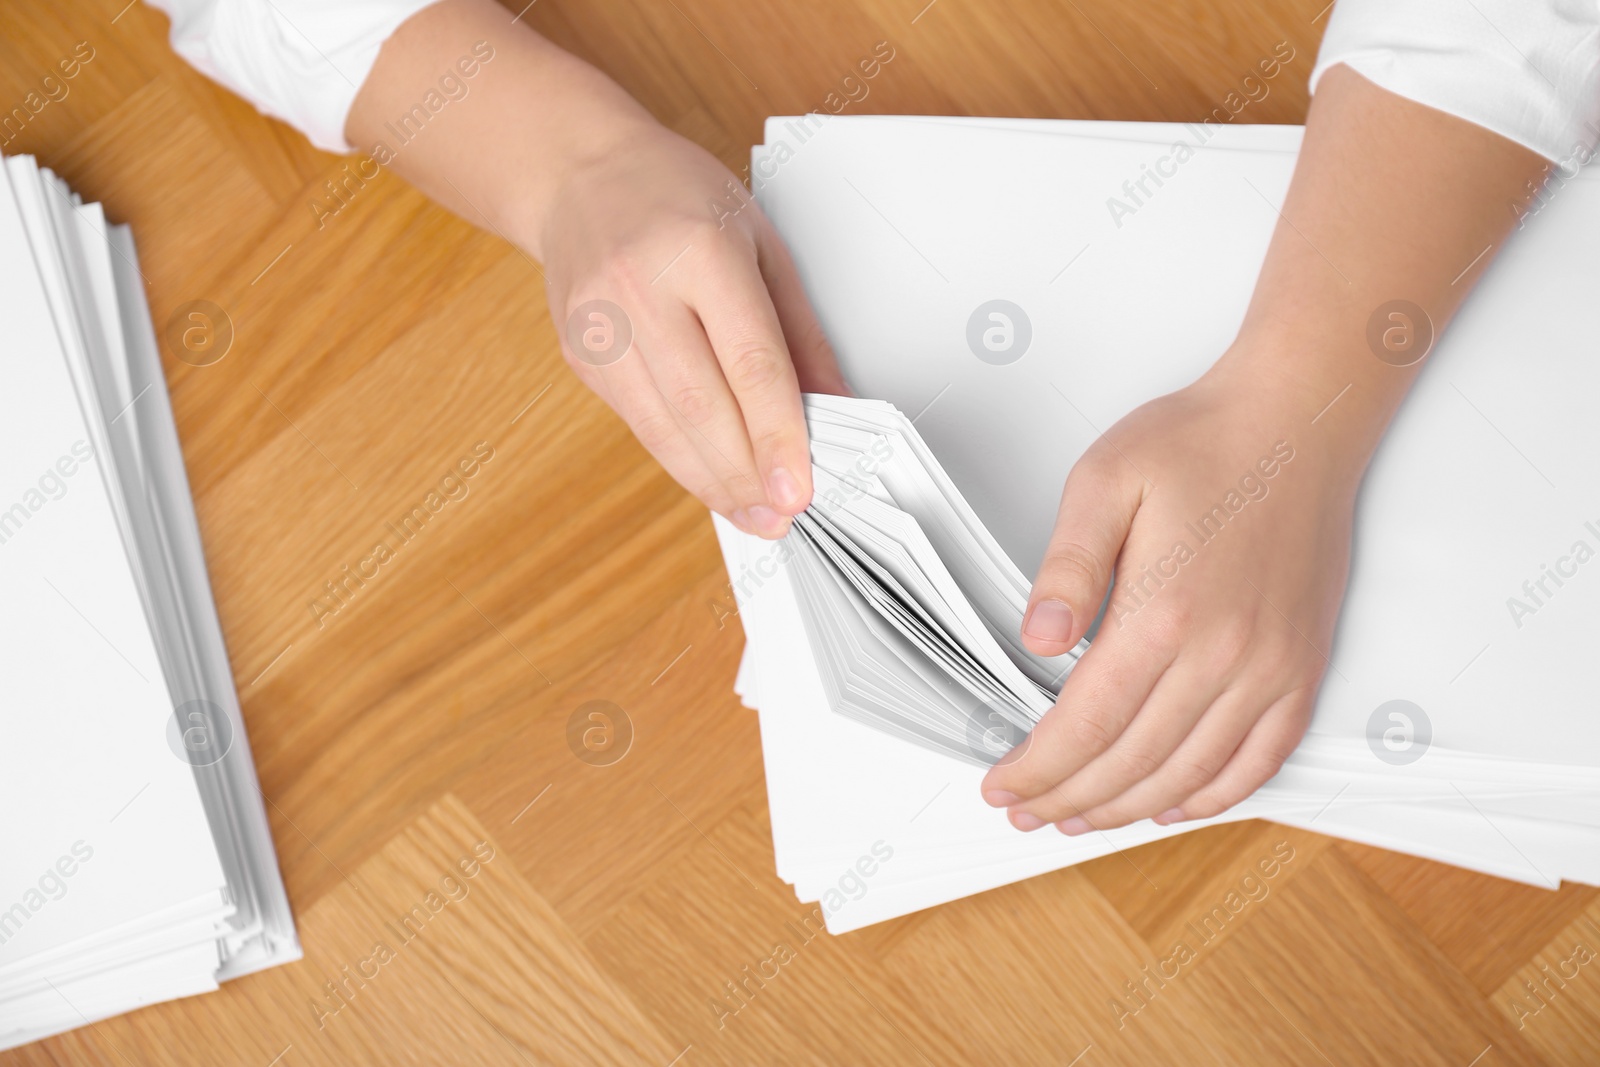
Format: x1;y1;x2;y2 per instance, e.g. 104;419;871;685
1198;332;1407;490
502;105;660;260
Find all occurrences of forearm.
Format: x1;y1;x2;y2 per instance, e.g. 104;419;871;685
347;0;837;537
345;0;655;259
1211;65;1549;483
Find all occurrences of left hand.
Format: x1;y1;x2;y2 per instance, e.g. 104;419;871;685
980;356;1360;833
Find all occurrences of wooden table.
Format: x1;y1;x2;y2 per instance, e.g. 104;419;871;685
5;0;1598;1063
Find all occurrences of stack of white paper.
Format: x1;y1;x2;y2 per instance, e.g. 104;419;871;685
718;117;1600;932
0;157;298;1048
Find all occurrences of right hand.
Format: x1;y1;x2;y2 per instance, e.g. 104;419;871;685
536;120;848;538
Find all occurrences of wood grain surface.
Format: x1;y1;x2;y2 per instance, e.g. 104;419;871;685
4;0;1598;1063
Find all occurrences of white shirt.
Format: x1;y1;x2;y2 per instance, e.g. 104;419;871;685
153;0;1600;160
1314;0;1600;164
148;0;441;152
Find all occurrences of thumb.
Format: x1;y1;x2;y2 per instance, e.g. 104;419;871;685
1023;448;1143;656
756;224;851;396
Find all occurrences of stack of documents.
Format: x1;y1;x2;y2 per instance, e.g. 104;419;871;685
717;116;1600;932
0;157;297;1048
784;393;1087;765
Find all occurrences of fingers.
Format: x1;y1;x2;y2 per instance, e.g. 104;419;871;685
1045;686;1310;836
1054;683;1266;832
756;225;850;396
692;240;816;519
561;222;827;539
1021;447;1144;657
575;354;742;521
1159;687;1312;822
1002;659;1230;827
640;299;791;537
980;630;1175;813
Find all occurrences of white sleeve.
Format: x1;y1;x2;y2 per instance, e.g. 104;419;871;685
147;0;443;153
1311;0;1600;164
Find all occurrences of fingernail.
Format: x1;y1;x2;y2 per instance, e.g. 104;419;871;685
1056;816;1091;836
1153;807;1185;825
1023;599;1074;645
747;505;789;538
731;508;753;534
1011;811;1045;832
983;790;1020;807
766;467;805;512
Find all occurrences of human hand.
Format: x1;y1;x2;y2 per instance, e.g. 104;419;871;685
345;0;843;539
535;121;847;539
971;64;1548;834
980;361;1361;832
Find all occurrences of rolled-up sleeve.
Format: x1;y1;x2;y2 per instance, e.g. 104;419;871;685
1312;0;1600;163
147;0;442;152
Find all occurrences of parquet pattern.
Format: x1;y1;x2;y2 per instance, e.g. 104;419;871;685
4;0;1597;1062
